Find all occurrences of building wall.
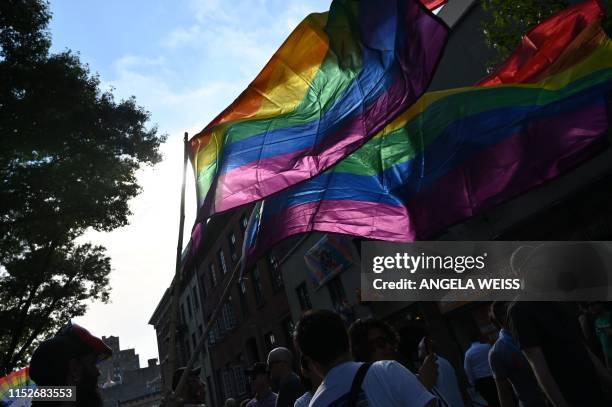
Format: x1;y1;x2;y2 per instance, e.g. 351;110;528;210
196;208;292;406
99;336;140;386
100;356;161;407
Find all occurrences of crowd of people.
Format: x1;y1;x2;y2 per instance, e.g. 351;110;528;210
226;302;612;407
23;301;612;407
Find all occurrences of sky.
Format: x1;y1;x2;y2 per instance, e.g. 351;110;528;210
47;0;330;365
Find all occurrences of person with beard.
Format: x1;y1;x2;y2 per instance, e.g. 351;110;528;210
29;321;112;407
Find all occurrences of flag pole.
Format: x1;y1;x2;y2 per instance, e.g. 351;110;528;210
167;132;189;400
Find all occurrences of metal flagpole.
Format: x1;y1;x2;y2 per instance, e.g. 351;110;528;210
166;132;189;403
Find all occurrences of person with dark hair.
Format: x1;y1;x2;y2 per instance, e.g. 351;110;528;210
267;347;304;407
348;318;438;390
245;362;277;407
463;330;499;407
28;321;112;407
172;366;206;406
488;301;546;407
294;310;436;407
293;355;322;407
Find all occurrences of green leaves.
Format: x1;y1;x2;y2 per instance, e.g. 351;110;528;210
481;0;569;70
0;0;166;372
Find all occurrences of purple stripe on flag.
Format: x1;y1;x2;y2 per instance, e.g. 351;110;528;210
405;102;609;238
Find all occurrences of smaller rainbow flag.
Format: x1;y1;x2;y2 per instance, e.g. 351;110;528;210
0;367;35;407
242;0;612;269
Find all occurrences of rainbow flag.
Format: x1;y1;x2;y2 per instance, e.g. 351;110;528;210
188;0;449;219
243;0;612;269
0;367;34;406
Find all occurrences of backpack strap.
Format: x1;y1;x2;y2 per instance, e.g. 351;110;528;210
347;362;372;407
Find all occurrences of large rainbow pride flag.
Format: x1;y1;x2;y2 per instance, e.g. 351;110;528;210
188;0;449;219
242;0;612;269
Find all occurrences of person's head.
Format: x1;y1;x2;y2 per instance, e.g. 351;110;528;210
224;397;238;407
489;301;509;330
29;322;111;407
246;362;270;396
417;336;434;362
172;367;206;403
294;310;350;376
348;318;399;363
267;347;293;381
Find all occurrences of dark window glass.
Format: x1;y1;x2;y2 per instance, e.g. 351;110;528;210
295;282;312;311
268;255;283;292
252;267;263;305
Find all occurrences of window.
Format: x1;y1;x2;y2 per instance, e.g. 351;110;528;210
295;282;312;311
328;276;347;310
240;214;249;232
282;317;295;346
186;295;192;319
232;365;247;395
264;331;276;352
219;250;228;274
252;267;264;305
209;263;217;287
238;281;249;319
219;301;236;331
267;255;283;292
228;233;238;261
192;286;199;310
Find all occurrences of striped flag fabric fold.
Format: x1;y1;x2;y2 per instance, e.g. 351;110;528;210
188;0;449;219
242;0;612;270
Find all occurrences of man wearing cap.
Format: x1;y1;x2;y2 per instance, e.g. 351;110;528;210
267;347;304;407
172;366;206;406
245;362;277;407
29;321;112;407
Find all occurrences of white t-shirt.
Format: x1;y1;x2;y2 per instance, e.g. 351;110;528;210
294;391;313;407
431;356;464;407
310;361;435;407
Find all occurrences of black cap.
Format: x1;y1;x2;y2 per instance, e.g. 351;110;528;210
244;362;268;378
172;366;202;390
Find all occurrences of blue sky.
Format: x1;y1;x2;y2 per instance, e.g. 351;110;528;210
48;0;330;364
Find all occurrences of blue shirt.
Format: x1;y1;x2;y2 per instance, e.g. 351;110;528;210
463;342;493;385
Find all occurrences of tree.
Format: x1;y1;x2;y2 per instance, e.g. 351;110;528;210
0;0;166;373
481;0;570;70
